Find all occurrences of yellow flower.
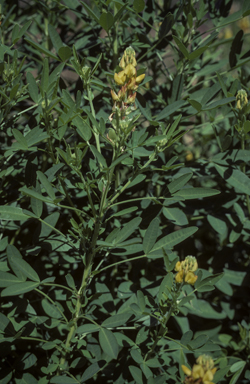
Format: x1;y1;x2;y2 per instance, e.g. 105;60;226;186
185;271;198;285
124;63;136;78
114;71;126;85
175;270;184;283
175;261;182;271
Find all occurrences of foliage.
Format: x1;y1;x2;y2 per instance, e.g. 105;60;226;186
1;0;250;383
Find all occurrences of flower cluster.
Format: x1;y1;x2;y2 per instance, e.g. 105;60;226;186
236;89;248;111
182;354;217;384
111;46;145;106
108;46;145;145
175;256;198;285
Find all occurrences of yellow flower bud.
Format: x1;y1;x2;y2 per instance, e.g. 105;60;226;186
136;73;145;84
111;90;119;101
175;261;182;271
127;92;136;104
181;365;192;376
236;89;248;110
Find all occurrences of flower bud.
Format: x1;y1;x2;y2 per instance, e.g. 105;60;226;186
236;89;248;110
111;90;119;102
127;92;136;104
136;73;145;84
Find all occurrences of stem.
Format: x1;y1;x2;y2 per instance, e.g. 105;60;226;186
87;84;100;154
58;179;109;370
145;283;182;361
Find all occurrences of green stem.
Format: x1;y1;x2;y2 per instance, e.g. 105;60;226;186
109;152;157;205
58;178;109;370
87;84;100;154
144;283;182;361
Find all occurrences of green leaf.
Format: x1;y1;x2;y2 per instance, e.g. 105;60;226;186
41;299;63;319
20;187;53;203
158;13;174;40
12;129;28;149
163;207;188;226
48;24;63;52
7;245;40;282
102;313;131;328
133;0;145;13
114;217;142;245
189;46;208;61
173;188;220;199
80;1;100;23
112;206;138;217
77;323;100;334
156;100;185;121
1;281;40;296
150;227;198;253
229;30;243;68
58;46;71;62
90;145;107;168
80;361;106;382
0;206;31;221
229;363;246;384
26;72;39;103
214;164;250;195
50;377;79;383
25;38;59;60
168;173;193;194
99;328;118;359
202;97;235;111
187;334;209;350
187;299;226;319
158;273;173;303
73;115;92;142
173;35;189;59
188;99;202;112
143;217;160;254
207;215;227;235
230;361;246;373
129;365;143;384
37;171;56;201
99;12;114;32
0;271;25;287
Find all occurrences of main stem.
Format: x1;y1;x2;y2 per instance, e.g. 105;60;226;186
59;154;117;371
145;284;182;361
